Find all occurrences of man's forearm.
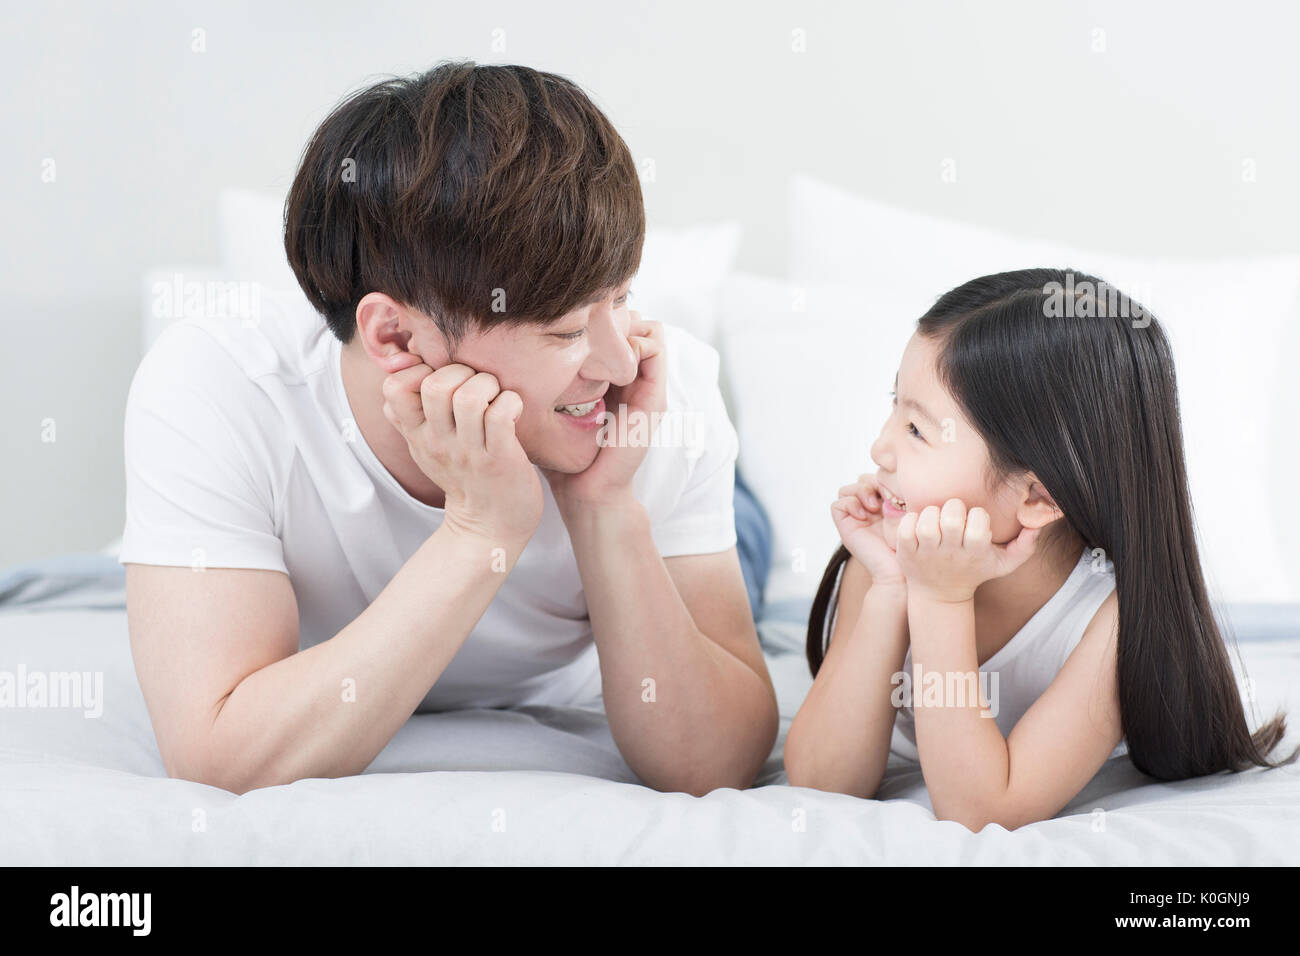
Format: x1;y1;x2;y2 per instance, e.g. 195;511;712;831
564;498;777;795
198;525;525;793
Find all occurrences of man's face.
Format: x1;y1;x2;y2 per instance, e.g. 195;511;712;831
403;282;639;473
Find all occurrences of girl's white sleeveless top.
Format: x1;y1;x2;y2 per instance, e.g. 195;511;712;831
826;547;1128;763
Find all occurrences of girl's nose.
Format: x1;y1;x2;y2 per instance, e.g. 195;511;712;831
870;429;893;471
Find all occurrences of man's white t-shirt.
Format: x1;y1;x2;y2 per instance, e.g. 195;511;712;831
118;289;739;712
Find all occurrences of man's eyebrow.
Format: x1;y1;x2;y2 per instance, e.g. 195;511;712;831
581;282;632;307
893;372;939;426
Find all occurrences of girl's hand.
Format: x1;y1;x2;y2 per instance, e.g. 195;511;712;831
895;498;1041;604
831;473;905;589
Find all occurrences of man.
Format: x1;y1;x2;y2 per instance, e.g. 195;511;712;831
120;61;778;796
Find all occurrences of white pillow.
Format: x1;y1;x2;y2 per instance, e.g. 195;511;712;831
217;187;741;344
628;221;741;345
140;265;247;358
786;175;1300;604
218;187;299;292
789;174;1078;296
717;273;926;603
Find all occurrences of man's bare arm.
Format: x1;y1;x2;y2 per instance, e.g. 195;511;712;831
565;500;779;796
130;360;544;794
128;523;525;794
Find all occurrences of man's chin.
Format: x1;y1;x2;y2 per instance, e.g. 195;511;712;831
525;436;601;475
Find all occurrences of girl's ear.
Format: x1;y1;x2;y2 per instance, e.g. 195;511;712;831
1017;474;1064;529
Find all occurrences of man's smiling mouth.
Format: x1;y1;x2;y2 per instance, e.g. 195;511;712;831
556;399;600;416
555;384;613;416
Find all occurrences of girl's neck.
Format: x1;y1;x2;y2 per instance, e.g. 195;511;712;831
971;524;1086;662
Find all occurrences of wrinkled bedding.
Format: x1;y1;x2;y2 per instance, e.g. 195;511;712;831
2;556;1297;864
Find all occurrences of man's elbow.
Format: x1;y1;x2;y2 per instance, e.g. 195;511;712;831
164;755;239;794
649;765;758;798
738;691;780;787
643;748;767;796
161;741;268;796
649;714;778;796
933;797;1037;833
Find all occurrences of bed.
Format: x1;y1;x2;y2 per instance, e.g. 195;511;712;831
3;553;1298;865
9;178;1297;865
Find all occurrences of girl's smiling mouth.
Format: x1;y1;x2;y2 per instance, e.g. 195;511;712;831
878;481;907;515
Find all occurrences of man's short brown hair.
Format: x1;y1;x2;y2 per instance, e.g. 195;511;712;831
284;60;645;346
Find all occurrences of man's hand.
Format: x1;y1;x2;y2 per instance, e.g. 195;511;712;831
895;498;1041;604
382;359;544;546
543;312;666;512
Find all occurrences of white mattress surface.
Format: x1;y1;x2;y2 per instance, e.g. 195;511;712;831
3;605;1298;864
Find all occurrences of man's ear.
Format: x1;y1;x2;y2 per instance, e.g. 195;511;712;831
1016;474;1064;530
355;292;439;373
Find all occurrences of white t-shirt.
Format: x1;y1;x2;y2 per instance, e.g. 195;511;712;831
119;289;739;712
826;547;1128;762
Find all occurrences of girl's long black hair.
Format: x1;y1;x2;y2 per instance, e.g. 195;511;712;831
806;268;1297;781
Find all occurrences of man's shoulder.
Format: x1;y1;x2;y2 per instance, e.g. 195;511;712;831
127;307;313;444
629;320;738;555
630;320;737;493
139;287;329;387
658;320;732;435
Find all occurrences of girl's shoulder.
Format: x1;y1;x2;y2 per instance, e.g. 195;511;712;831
1061;588;1124;743
1076;589;1120;658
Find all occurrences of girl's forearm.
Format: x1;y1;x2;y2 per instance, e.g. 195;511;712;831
906;593;1011;827
786;584;909;798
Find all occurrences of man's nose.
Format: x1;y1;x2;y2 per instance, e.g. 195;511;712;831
582;309;638;385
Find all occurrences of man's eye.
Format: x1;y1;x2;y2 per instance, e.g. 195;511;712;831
553;328;587;341
614;292;630;306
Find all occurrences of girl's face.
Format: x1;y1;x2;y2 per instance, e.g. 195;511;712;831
871;332;1031;550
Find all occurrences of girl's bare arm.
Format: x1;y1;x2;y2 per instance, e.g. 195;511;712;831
785;557;910;798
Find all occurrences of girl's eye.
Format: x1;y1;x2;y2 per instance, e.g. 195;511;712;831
889;391;923;441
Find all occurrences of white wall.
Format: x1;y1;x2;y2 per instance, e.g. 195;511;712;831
4;0;1299;565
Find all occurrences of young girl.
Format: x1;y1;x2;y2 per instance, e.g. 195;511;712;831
783;268;1297;831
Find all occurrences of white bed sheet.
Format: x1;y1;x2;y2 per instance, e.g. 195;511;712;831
2;606;1298;865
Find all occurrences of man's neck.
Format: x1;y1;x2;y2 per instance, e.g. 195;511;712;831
339;342;447;509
